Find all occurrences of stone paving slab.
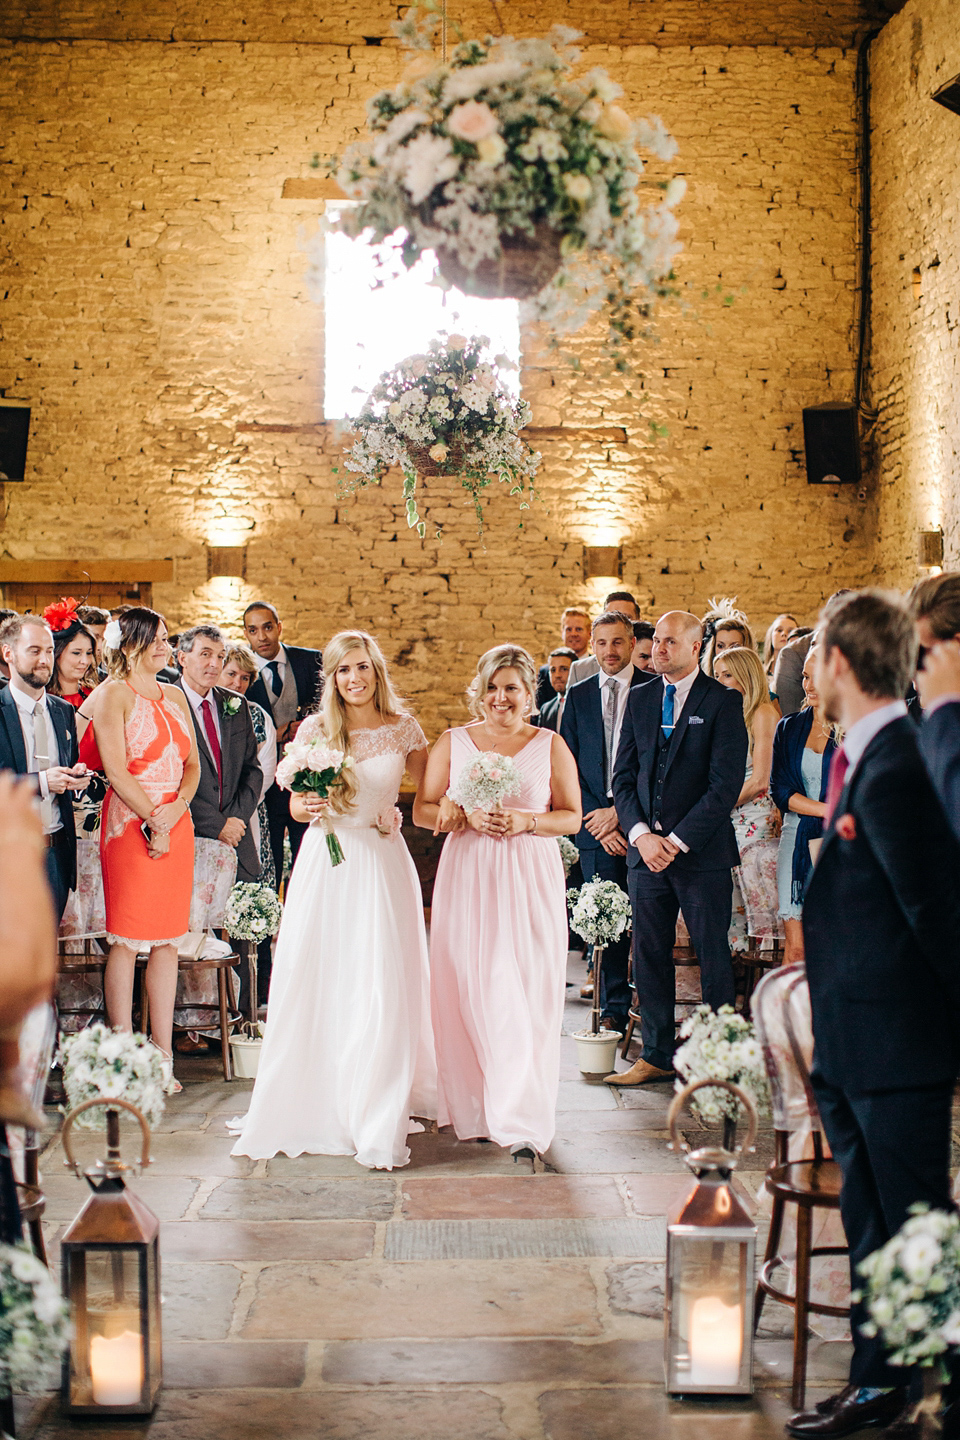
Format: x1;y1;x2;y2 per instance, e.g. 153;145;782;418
323;1336;666;1386
622;1172;756;1216
383;1217;666;1261
545;1130;690;1174
164;1340;307;1389
38;1172;200;1223
161;1262;242;1341
243;1260;604;1339
400;1175;627;1220
161;1219;377;1261
539;1388;789;1440
200;1176;396;1221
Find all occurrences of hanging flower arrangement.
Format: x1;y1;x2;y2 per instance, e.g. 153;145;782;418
341;333;539;537
329;14;684;365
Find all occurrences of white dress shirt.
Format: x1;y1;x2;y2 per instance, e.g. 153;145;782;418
838;699;908;780
181;677;222;747
599;663;634;797
627;667;701;853
9;682;63;831
254;644;288;687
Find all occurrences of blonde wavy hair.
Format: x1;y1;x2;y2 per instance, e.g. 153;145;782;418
466;644;538;720
711;644;769;751
313;631;406;815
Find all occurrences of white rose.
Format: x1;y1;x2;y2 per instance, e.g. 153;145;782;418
388;402;402;417
447;101;499;144
563;173;592;203
446;334;467;350
476;133;506;167
429;443;449;462
596;105;633;142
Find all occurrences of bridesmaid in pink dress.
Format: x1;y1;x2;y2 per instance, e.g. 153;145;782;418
415;645;581;1159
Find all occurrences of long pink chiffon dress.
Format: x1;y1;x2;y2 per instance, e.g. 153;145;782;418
429;725;568;1155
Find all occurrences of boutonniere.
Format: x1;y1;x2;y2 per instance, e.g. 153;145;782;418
221;694;242;718
834;813;857;842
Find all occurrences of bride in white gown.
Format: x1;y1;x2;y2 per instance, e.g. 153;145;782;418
232;630;436;1170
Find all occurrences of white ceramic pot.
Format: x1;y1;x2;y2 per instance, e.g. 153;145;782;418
229;1036;262;1079
573;1030;622;1079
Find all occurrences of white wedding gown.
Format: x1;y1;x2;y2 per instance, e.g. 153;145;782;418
232;714;437;1170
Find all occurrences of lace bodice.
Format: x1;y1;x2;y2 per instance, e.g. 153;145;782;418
297;712;427;829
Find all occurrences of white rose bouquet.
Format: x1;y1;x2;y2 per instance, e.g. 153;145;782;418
329;15;683;365
857;1206;960;1371
672;1004;770;1126
343;333;539;538
224;882;283;941
275;736;353;866
58;1024;168;1130
567;879;631;947
0;1242;69;1395
557;835;579;876
447;751;522;816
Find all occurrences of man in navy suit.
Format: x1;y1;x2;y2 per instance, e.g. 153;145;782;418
786;590;960;1440
0;615;90;920
910;572;960;842
560;612;652;1031
610;611;747;1085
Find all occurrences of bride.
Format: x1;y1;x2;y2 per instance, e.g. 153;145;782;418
232;630;436;1169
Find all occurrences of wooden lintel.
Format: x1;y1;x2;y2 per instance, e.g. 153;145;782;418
236;423;327;434
0;559;174;583
523;426;629;445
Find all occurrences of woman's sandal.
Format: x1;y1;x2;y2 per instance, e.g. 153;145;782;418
158;1050;183;1096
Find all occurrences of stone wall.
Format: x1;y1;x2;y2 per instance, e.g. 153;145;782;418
868;0;960;590
0;2;875;733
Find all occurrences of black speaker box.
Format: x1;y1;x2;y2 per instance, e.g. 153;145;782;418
0;405;30;482
802;403;861;486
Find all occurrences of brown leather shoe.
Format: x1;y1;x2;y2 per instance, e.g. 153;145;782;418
598;1016;621;1032
580;983;594;999
786;1386;908;1437
604;1058;674;1086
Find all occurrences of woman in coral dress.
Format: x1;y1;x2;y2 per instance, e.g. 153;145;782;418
415;644;581;1160
87;609;199;1082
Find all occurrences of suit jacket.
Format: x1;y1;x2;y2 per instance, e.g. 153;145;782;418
535;662;556;711
803;716;960;1093
560;669;652;851
772;633;813;716
247;645;323;728
918;701;960;844
612;669;747;872
0;684;78;888
177;682;263;882
568;655;600;687
536;693;562;733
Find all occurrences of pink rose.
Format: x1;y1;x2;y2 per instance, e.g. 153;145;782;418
447;101;499;144
376;806;403;842
834;813;857;842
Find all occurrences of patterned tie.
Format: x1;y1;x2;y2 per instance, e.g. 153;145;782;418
661;682;677;739
266;660;283;697
32;701;57;832
200;697;223;800
603;677;618;794
823;747;849;829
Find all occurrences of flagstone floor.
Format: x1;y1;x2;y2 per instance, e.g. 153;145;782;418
19;956;855;1440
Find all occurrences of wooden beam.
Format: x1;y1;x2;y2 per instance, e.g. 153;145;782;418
523;426;628;445
0;559;174;583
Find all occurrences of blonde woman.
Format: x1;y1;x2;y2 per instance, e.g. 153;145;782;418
233;631;436;1170
415;644;581;1161
762;612;798;679
712;645;782;951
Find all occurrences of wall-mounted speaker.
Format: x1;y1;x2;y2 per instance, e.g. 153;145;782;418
802;404;861;486
0;405;30;482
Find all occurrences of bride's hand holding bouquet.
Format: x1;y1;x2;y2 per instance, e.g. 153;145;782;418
276;735;355;867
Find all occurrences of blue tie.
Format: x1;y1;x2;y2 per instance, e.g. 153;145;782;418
661;683;677;738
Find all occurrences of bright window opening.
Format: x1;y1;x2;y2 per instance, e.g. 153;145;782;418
323;204;521;420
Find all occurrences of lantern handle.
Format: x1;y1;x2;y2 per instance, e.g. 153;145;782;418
667;1078;759;1158
61;1097;152;1177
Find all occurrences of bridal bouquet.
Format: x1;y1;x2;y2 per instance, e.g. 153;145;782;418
276;737;353;866
447;751;522;815
58;1024;168;1130
0;1242;69;1395
672;1004;770;1126
329;14;683;364
224;882;283;941
342;333;539;537
567;879;631;947
857;1206;960;1369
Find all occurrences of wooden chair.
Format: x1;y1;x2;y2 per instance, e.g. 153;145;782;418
752;963;848;1410
734;936;785;1007
16;1130;47;1265
138;952;239;1081
619;940;700;1060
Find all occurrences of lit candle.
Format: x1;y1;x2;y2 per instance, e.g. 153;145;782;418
688;1296;742;1388
90;1331;143;1406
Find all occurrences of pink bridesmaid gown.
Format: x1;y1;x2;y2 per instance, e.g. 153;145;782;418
430;725;568;1154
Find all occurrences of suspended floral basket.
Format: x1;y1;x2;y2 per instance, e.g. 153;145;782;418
328;12;685;363
340;333;540;537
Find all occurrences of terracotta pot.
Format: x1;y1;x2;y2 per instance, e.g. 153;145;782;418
436;223;564;300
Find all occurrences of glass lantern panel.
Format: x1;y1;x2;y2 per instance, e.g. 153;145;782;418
671;1236;748;1389
66;1249;144;1407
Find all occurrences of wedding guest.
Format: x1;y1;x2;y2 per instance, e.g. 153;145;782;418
609;612;747;1086
786;591;960;1440
560;611;650;1032
243;601;323;884
568;592;641;688
0;611;17;685
770;651;836;967
632;620;656;674
909;572;960;842
772;630;815;717
0;615;89;920
536;607;591;707
417;644;581;1159
94;608;199;1089
536;647;578;733
76;605;110;667
763;612;798;681
712;646;782;951
176;626;262;884
220;642;278;887
235;631;436;1169
45;606;99;707
701;601;755;677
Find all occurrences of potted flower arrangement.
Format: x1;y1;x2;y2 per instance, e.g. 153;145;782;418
329;14;684;364
567;879;631;1077
342;333;539;537
58;1025;169;1129
672;1004;770;1149
556;835;579;877
0;1242;68;1401
223;882;284;1073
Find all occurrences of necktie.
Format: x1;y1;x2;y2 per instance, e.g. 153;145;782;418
32;701;57;832
823;746;849;829
603;677;618;793
200;697;223;800
661;682;677;739
266;660;283;697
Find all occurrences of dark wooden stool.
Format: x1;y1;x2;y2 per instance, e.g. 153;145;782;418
735;936;785;1008
619;942;700;1060
138;952;239;1081
15;1129;47;1265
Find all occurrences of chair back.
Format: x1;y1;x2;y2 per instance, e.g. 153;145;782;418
751;963;822;1134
